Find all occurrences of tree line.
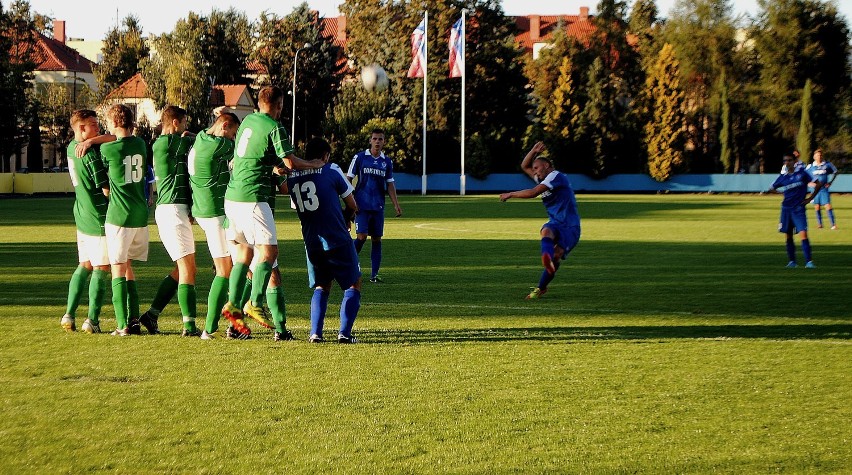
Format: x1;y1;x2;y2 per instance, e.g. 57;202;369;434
1;0;849;179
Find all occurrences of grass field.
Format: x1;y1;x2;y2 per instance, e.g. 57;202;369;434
0;193;850;473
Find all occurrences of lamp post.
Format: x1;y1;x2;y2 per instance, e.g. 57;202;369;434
291;42;312;144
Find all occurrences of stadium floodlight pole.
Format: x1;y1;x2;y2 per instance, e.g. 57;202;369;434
291;42;313;144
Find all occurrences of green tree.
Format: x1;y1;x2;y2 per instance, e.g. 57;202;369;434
754;0;850;144
202;8;251;86
796;78;814;164
94;15;149;100
718;70;733;173
340;0;528;175
663;0;739;172
0;0;40;172
144;10;253;131
252;3;344;148
645;43;686;181
525;30;594;173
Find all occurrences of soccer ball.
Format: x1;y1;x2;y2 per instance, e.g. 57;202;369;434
361;64;389;92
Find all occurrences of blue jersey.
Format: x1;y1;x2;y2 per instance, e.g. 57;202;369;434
347;150;394;211
288;163;354;251
806;161;837;185
539;170;580;228
772;168;814;208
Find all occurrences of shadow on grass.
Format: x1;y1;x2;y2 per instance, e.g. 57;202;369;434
361;324;852;344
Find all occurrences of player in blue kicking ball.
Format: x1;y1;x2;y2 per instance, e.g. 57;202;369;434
770;154;823;268
289;138;362;343
500;142;581;299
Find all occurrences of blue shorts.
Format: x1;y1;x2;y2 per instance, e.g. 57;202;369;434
812;188;831;206
778;206;808;233
355;210;384;237
542;223;581;257
305;243;362;289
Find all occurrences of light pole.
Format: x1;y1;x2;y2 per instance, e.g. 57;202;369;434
291;42;312;144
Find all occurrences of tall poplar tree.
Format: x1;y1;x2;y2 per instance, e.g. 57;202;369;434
645;43;686;181
719;70;733;173
796;79;814;164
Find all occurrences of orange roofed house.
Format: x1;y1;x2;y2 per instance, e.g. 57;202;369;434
104;73;257;127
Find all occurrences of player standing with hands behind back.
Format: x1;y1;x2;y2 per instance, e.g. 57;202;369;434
500;142;581;300
347;128;402;283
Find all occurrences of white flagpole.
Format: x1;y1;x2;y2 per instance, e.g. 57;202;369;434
421;11;429;196
460;9;467;196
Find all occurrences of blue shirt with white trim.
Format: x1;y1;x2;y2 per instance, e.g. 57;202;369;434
347;150;394;211
288;163;354;251
538;170;580;228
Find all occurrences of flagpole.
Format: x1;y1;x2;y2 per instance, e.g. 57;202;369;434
459;9;467;196
421;11;428;196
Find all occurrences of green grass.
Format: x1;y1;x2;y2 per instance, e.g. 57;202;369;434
0;194;850;473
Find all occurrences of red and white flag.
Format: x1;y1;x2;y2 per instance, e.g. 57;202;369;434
407;18;427;78
448;17;464;78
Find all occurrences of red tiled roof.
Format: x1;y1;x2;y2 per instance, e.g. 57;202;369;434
108;73;250;108
246;60;268;75
209;84;250;107
514;15;596;52
31;32;95;73
106;72;147;99
320;17;347;47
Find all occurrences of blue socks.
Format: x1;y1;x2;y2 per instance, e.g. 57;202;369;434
310;289;330;337
538;260;560;289
785;236;796;262
816;209;823;227
802;238;812;262
827;209;836;227
541;237;555;260
354;238;365;253
370;241;382;278
339;288;361;337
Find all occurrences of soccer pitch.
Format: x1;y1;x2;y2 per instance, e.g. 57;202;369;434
0;194;849;473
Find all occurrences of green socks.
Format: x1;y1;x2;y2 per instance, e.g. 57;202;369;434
149;274;179;316
65;266;91;316
87;269;109;324
240;277;253;308
127;280;140;321
111;277;128;329
206;276;229;333
178;284;197;331
229;262;249;306
266;286;286;332
250;262;273;307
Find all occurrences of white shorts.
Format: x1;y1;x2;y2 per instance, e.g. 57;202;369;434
76;231;109;267
105;224;149;264
225;200;277;246
196;216;230;259
155;204;195;261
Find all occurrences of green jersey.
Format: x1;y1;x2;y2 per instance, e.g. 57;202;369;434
67;140;109;236
101;136;149;228
189;130;233;218
152;133;193;206
225;112;293;203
